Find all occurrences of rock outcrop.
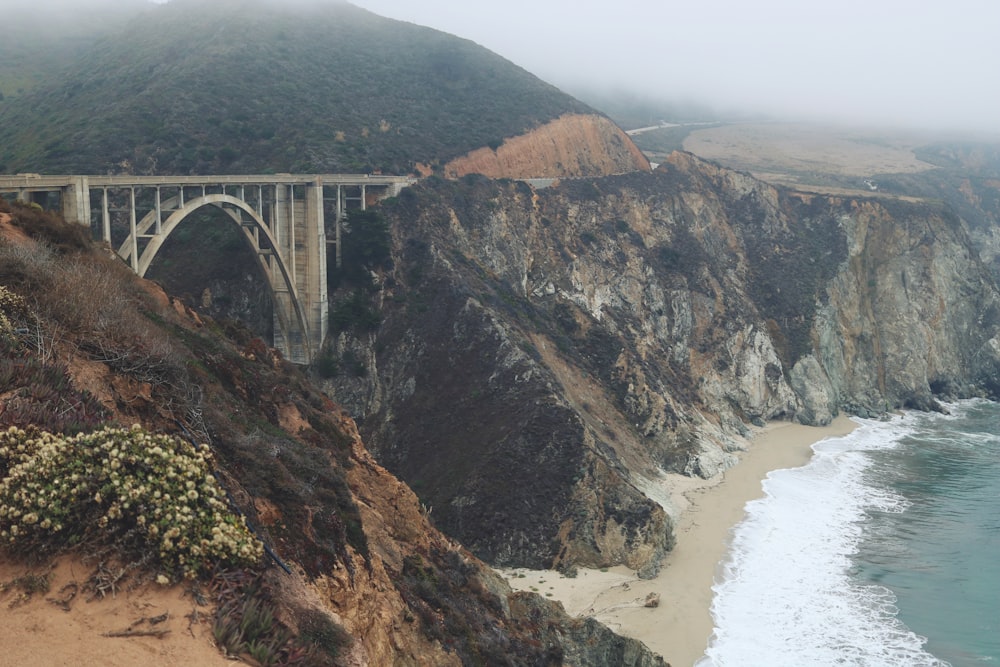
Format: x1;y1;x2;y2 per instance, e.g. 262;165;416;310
443;113;650;179
323;151;1000;576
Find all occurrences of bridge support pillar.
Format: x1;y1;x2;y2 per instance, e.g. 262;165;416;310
271;181;327;364
16;190;46;207
61;177;91;228
303;178;329;358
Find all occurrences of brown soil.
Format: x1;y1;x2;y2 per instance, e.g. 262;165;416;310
0;212;31;246
444;113;650;179
0;555;229;666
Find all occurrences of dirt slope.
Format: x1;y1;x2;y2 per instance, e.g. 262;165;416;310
444;113;650;179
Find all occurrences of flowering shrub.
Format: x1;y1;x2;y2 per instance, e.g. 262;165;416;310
0;424;263;579
0;285;26;344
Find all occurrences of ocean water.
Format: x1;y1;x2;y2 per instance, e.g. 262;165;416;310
697;400;1000;667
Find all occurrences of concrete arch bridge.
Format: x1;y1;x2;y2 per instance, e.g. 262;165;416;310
0;174;415;363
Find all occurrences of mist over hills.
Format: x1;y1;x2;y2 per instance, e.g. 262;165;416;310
0;0;152;98
0;0;591;175
3;2;1000;665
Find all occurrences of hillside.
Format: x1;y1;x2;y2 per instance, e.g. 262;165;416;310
0;0;150;100
443;113;649;179
0;0;595;176
873;142;1000;281
0;199;667;666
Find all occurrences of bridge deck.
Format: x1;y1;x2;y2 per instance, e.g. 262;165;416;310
0;173;415;191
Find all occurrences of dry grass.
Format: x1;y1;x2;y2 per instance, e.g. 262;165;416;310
682;122;940;193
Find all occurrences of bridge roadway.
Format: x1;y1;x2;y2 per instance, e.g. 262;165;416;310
0;173;416;364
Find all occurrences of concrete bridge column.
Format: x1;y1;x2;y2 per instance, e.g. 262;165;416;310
269;182;327;363
275;178;329;363
303;178;328;355
60;176;91;228
16;189;47;208
128;187;139;272
335;185;343;269
154;187;163;234
101;188;111;243
271;184;301;361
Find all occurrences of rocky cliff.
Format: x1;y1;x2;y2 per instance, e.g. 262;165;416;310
323;151;1000;576
876;143;1000;286
0;200;667;667
443;113;650;179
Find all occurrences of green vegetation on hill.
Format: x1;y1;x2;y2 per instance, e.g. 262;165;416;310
0;0;592;175
0;0;151;100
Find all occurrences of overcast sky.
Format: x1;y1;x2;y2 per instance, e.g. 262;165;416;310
350;0;1000;135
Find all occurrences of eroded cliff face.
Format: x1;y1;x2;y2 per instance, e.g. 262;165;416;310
0;202;668;667
323;152;1000;576
442;113;650;179
269;409;666;666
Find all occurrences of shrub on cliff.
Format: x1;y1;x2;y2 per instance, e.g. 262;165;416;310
0;424;263;579
0;284;24;343
329;208;392;290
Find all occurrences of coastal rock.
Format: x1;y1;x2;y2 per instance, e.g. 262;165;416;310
975;335;1000;396
789;355;838;426
324;152;1000;575
509;593;669;667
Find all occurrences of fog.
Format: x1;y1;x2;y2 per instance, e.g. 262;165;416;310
350;0;1000;135
10;0;999;135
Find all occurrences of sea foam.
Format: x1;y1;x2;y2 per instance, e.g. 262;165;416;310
697;416;948;667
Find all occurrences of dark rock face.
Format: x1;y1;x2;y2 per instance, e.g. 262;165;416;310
322;154;1000;573
508;593;669;667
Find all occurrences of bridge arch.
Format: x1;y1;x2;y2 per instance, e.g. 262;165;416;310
118;193;314;363
0;173;415;364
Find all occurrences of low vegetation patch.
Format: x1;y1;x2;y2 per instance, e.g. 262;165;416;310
0;424;263;580
212;570;349;667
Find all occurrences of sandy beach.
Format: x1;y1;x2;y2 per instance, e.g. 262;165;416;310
502;416;858;667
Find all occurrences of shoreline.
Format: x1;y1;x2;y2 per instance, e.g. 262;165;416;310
501;415;858;667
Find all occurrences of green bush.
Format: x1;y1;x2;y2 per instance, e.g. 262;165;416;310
330;209;393;289
314;352;340;379
329;290;381;333
0;424;263;579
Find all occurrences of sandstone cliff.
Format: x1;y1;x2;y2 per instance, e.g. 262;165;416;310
442;113;650;179
323;152;1000;577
